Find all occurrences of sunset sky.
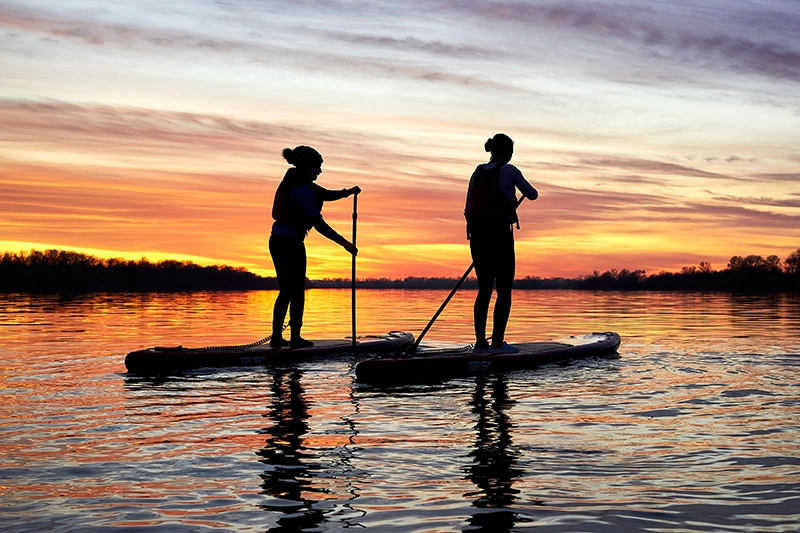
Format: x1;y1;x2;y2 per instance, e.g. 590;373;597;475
2;0;799;279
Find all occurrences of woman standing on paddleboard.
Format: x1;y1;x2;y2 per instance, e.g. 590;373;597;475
270;146;359;349
464;133;538;353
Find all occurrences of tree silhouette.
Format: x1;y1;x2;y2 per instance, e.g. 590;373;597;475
785;248;800;275
2;248;799;293
0;249;278;293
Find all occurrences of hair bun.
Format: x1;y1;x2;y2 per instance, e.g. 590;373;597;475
282;145;323;167
484;133;513;155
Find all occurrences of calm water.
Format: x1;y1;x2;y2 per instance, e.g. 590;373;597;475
1;289;799;532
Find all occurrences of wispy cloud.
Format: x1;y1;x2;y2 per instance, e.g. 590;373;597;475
6;1;800;87
0;99;296;160
0;98;489;193
422;1;800;84
322;31;494;58
577;157;737;181
0;99;425;179
756;173;800;182
0;4;509;91
0;5;250;52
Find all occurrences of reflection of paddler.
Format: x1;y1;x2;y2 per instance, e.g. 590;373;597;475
269;146;360;349
464;133;538;354
465;375;523;513
258;369;311;501
258;369;324;528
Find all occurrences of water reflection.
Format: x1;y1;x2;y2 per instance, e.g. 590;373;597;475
3;291;800;533
464;375;525;531
258;369;324;531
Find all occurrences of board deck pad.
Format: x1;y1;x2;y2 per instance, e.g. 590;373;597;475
125;331;414;374
355;332;621;384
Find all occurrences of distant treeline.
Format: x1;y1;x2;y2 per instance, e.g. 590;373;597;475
309;276;576;289
313;250;800;292
0;250;278;293
2;248;799;293
567;251;800;292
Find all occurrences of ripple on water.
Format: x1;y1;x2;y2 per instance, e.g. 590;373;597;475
1;291;800;532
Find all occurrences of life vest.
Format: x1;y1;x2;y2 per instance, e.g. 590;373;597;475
465;163;518;237
272;169;324;232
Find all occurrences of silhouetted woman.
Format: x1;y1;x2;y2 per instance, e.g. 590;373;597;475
464;134;538;353
270;146;359;349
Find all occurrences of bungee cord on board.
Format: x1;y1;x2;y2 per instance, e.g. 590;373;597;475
200;324;288;352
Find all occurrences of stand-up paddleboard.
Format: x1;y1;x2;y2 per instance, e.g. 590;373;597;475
125;331;414;374
355;332;620;385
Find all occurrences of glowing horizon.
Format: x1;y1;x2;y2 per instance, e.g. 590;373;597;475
2;1;799;281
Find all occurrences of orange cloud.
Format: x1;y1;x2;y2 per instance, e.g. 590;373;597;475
2;98;799;280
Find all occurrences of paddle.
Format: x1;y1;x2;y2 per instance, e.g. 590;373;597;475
351;191;358;352
407;196;526;354
407;262;475;354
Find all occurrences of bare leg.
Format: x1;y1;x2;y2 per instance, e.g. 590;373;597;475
491;233;515;346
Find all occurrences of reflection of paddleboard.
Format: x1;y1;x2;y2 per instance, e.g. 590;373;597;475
355;332;621;385
125;331;414;374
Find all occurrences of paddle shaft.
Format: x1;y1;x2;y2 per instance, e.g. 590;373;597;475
351;193;358;352
409;196;526;353
408;263;474;353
